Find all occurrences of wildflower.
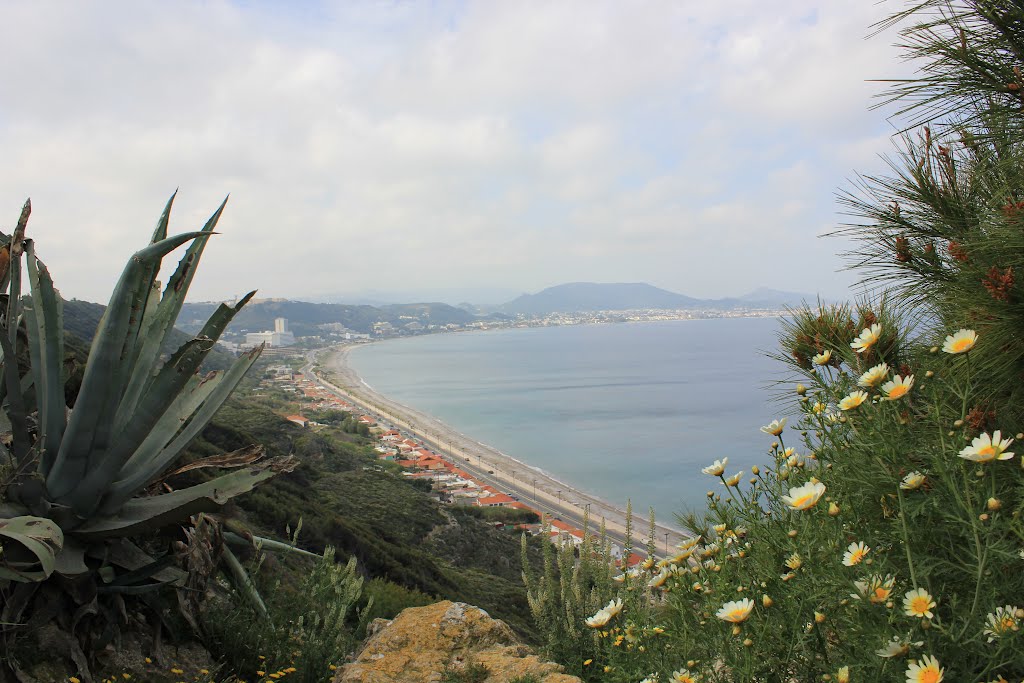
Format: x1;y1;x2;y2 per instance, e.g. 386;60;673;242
678;535;702;551
170;671;184;676
585;607;612;628
649;569;671;589
702;458;728;476
762;594;773;607
723;471;743;487
903;588;936;619
876;638;912;658
785;553;802;570
828;502;841;516
716;598;754;623
942;328;977;354
900;472;926;490
812;401;827;414
843;542;870;567
987;497;1002;511
851;324;882;353
906;654;943;683
858;363;890;388
881;375;914;400
958;430;1014;462
839;390;869;411
984;605;1021;641
853;575;895;603
836;666;850;683
812;349;832;365
713;523;727;533
761;418;786;436
781;481;826;510
69;679;81;683
671;669;699;683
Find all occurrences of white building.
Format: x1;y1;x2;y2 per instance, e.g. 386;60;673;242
245;317;295;347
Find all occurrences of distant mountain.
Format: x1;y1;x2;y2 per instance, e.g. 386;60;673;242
497;282;811;315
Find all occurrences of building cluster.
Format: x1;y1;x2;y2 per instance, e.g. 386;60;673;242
244;317;296;348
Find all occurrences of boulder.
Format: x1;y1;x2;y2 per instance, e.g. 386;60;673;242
337;601;581;683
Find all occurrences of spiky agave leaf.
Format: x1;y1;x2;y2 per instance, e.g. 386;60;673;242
0;516;63;582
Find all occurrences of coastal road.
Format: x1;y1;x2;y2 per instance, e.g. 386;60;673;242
304;346;690;558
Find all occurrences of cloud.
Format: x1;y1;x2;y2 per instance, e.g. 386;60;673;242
0;0;912;304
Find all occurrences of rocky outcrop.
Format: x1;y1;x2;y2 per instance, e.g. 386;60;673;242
336;601;581;683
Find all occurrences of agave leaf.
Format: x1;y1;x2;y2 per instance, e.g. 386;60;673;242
46;230;213;499
224;531;322;560
101;346;263;513
0;324;31;465
221;544;268;618
75;461;289;541
53;539;88;578
114;198;227;434
157;444;264;482
98;555;185;594
68;337;216;514
25;242;66;475
0;515;64;582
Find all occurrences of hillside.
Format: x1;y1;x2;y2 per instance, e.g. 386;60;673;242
178;299;484;336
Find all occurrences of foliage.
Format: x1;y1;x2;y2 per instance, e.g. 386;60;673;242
0;196;291;675
440;660;491;683
527;3;1024;681
203;547;367;683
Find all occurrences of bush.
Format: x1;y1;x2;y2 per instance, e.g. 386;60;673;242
528;3;1024;681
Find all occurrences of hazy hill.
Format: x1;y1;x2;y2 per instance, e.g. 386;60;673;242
497;282;809;315
63;298;235;371
178;299;482;336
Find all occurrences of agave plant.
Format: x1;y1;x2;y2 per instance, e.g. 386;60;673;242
0;195;295;636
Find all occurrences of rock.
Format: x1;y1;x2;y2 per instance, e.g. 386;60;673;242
337;601;581;683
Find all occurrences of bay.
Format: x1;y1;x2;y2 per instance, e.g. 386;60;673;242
347;317;787;521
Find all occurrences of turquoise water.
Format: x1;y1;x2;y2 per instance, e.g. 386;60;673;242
348;317;786;521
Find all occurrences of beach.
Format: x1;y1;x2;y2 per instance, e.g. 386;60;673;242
311;343;689;554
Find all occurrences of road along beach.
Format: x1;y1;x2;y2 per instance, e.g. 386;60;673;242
312;344;689;555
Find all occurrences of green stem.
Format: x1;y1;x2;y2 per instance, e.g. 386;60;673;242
894;483;919;588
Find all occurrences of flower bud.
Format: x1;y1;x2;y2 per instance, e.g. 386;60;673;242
732;625;742;636
988;497;1002;511
953;419;964;427
762;594;773;608
980;513;990;521
814;611;826;623
929;346;938;353
743;638;753;647
751;465;760;475
925;370;934;378
828;502;840;516
788;529;798;538
796;383;807;395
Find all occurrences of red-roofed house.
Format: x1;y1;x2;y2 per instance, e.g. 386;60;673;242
285;414;311;428
477;493;515;507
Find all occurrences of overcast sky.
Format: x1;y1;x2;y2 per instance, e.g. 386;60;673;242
0;1;912;305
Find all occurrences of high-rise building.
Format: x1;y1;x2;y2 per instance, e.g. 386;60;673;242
274;317;289;333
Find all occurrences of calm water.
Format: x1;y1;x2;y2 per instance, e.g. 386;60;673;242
348;317;786;521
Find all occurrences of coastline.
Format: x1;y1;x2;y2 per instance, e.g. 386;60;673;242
311;343;689;552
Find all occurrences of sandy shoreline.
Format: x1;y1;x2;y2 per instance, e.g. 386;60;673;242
311;343;688;552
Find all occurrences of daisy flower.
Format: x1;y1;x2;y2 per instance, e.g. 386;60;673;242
958;430;1014;463
843;541;870;567
903;588;936;619
839;390;869;411
881;375;914;400
785;553;803;570
780;481;826;510
812;349;832;365
900;472;926;490
812;401;827;415
677;535;702;551
648;569;671;589
761;418;787;436
585;607;611;628
852;574;895;603
723;471;743;487
876;637;912;658
906;654;943;683
984;605;1021;642
835;666;850;683
851;323;882;354
702;458;728;476
671;669;699;683
716;598;754;623
604;598;623;618
942;328;977;354
858;362;890;388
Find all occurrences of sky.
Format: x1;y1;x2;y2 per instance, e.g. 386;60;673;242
0;1;915;306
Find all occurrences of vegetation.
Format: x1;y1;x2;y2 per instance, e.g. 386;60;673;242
526;2;1024;681
0;196;307;680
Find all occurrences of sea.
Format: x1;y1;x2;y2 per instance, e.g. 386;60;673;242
347;317;788;524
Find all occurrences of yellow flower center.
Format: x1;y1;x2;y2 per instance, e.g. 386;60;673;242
951;338;973;352
871;587;890;602
911;596;930;614
850;550;865;564
1001;616;1016;630
918;667;941;683
978;445;996;458
887;384;909;398
792;494;813;508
